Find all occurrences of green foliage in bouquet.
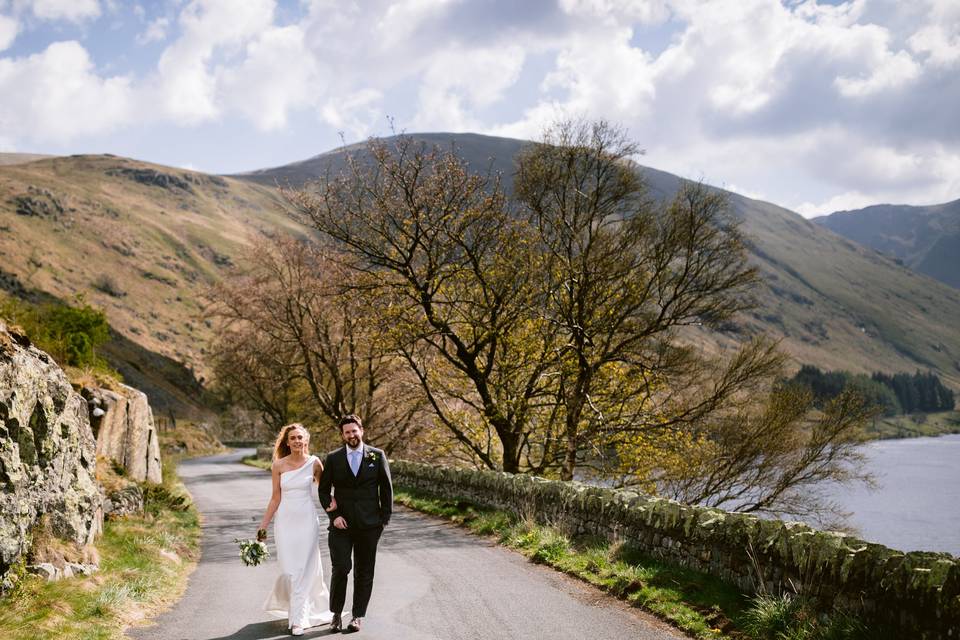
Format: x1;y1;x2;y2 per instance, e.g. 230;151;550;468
234;538;269;567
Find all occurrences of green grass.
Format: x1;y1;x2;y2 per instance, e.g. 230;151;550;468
395;488;746;639
241;454;272;471
741;594;870;640
0;464;200;640
866;410;960;439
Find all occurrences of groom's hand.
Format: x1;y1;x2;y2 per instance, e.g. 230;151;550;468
333;516;348;529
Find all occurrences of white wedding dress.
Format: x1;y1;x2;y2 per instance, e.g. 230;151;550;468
263;455;334;629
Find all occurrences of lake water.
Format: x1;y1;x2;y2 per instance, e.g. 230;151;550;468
818;433;960;556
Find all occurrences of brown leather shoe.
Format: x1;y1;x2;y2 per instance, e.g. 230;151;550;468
330;613;342;632
344;617;362;633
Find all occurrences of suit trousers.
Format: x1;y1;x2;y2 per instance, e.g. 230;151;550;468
328;525;383;618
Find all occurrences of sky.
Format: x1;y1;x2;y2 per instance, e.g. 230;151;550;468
0;0;958;217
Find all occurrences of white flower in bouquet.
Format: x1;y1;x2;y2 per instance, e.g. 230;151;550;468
234;538;269;567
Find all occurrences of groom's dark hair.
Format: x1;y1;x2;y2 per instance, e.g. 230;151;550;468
339;414;363;431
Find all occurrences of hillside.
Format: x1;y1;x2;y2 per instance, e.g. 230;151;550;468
813;200;960;289
0;154;306;414
2;136;958;420
235;133;960;388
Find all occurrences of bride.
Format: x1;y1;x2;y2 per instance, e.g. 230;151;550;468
257;423;335;635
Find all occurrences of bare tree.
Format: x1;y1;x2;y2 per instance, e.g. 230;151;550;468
209;322;302;430
650;387;876;522
206;233;425;454
285;137;557;472
514;120;780;480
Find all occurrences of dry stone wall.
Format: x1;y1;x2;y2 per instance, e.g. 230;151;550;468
393;461;960;639
0;322;102;585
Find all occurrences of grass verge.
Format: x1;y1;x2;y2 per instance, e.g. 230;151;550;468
0;463;200;640
867;410;960;439
241;455;272;471
395;487;746;639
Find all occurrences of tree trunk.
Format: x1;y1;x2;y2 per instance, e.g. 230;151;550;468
499;428;521;473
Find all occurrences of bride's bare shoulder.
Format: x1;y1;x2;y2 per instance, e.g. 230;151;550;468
273;454;293;473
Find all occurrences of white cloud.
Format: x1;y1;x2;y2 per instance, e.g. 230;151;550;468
137;16;169;44
0;40;133;142
321;89;383;139
152;0;276;124
0;13;18;51
221;24;317;131
559;0;670;25
412;45;526;131
794;191;878;218
908;25;960;68
30;0;100;22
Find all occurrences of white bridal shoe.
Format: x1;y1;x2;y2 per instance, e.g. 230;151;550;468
291;625;304;636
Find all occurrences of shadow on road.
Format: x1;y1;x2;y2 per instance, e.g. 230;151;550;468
203;619;342;639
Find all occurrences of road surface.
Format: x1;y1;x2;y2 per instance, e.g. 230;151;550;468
127;450;685;640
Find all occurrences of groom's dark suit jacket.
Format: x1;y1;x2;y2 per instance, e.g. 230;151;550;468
318;444;393;530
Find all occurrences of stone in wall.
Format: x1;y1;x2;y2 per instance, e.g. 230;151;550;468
0;321;103;584
103;484;145;518
83;383;162;484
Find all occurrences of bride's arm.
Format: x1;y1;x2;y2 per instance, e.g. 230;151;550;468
257;463;282;535
313;459;337;511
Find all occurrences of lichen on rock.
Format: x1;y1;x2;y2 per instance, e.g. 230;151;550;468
0;321;103;587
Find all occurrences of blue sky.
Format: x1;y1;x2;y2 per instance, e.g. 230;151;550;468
1;0;958;216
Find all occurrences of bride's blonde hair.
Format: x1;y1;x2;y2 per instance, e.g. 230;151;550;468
273;423;309;460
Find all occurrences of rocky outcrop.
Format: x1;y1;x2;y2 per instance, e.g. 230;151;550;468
11;186;66;219
0;322;103;583
105;167;228;193
28;560;98;582
83;384;162;484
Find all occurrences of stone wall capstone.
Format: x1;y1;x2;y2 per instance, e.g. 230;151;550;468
83;383;162;484
0;322;103;585
392;460;960;639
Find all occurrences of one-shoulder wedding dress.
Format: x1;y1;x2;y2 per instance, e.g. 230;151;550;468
263;455;334;629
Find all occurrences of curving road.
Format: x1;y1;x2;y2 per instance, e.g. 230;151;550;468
127;450;684;640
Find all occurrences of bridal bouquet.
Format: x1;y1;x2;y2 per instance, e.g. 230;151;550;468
234;537;269;567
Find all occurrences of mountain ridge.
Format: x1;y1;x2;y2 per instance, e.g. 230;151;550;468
813;199;960;289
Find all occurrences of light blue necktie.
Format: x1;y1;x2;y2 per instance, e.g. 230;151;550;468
349;450;360;476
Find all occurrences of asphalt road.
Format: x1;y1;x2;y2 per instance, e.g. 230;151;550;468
127;450;685;640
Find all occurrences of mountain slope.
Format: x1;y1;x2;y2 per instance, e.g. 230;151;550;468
813;200;960;289
2;136;958;420
0;154;306;414
235;133;960;388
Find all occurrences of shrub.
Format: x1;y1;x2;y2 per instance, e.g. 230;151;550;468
0;295;112;369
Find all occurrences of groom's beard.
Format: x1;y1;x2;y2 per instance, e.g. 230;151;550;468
346;436;361;448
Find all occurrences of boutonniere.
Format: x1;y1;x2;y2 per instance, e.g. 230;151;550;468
365;450;378;463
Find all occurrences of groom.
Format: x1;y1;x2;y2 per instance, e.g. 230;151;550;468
318;414;393;633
